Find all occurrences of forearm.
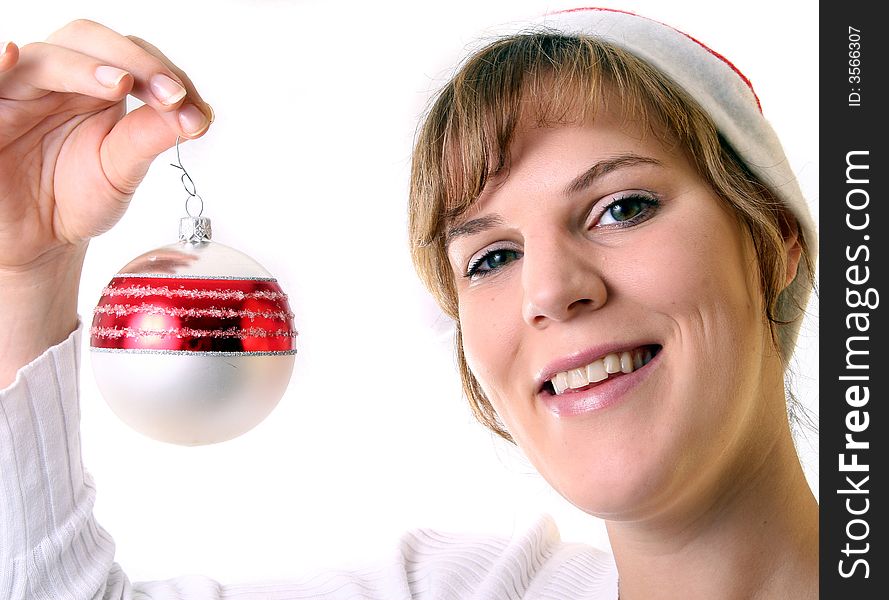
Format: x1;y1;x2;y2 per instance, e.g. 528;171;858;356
0;243;86;388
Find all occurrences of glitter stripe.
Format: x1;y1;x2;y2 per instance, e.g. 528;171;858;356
93;303;293;321
113;273;278;281
90;326;298;340
101;285;288;302
90;347;297;356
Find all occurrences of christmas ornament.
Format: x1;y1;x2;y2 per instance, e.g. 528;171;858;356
90;140;297;445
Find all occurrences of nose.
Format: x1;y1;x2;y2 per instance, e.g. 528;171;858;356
521;236;608;328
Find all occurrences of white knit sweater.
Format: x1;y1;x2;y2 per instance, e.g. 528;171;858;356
0;326;618;599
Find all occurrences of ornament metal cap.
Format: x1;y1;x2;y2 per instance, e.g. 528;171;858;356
179;216;212;243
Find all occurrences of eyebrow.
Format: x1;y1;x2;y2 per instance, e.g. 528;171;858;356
445;214;505;247
564;154;662;196
444;154;662;248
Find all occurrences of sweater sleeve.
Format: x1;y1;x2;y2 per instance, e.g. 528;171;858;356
0;324;121;599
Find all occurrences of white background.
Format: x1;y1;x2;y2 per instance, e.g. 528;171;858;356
5;0;818;585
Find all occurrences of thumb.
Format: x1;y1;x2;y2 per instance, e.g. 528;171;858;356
99;102;201;197
0;41;20;72
54;102;211;242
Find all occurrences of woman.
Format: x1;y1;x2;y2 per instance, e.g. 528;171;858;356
407;9;818;599
0;8;817;599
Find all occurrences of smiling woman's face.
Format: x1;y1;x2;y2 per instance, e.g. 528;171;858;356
445;108;792;521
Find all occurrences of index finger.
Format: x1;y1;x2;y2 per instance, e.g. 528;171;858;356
127;35;212;121
47;20;211;137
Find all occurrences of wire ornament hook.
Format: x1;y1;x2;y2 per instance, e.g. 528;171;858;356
170;136;204;218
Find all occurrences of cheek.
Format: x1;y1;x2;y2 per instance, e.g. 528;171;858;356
629;210;766;413
457;289;523;399
644;207;760;325
663;228;768;449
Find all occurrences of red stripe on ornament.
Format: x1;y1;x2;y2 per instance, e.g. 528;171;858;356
91;325;297;340
93;303;293;322
90;276;297;353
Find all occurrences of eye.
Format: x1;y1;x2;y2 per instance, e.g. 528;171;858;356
596;192;661;227
466;247;522;279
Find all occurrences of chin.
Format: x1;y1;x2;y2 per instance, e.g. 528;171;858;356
517;409;721;522
550;453;689;521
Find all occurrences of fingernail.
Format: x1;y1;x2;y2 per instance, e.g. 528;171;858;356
178;104;210;136
95;65;130;88
0;41;12;58
205;103;216;124
150;73;187;106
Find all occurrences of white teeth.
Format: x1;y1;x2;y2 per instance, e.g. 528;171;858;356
587;360;608;383
552;372;569;395
620;352;633;374
547;347;656;395
620;352;633;373
567;368;587;389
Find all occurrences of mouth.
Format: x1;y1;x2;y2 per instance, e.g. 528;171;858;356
540;344;662;396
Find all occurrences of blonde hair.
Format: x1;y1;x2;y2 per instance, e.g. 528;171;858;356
409;33;813;442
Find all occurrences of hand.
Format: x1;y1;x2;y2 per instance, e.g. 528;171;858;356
0;19;213;270
0;20;213;385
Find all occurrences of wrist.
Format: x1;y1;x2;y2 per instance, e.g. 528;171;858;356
0;244;87;387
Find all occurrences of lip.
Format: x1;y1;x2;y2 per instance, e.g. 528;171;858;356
537;346;662;417
534;341;660;392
